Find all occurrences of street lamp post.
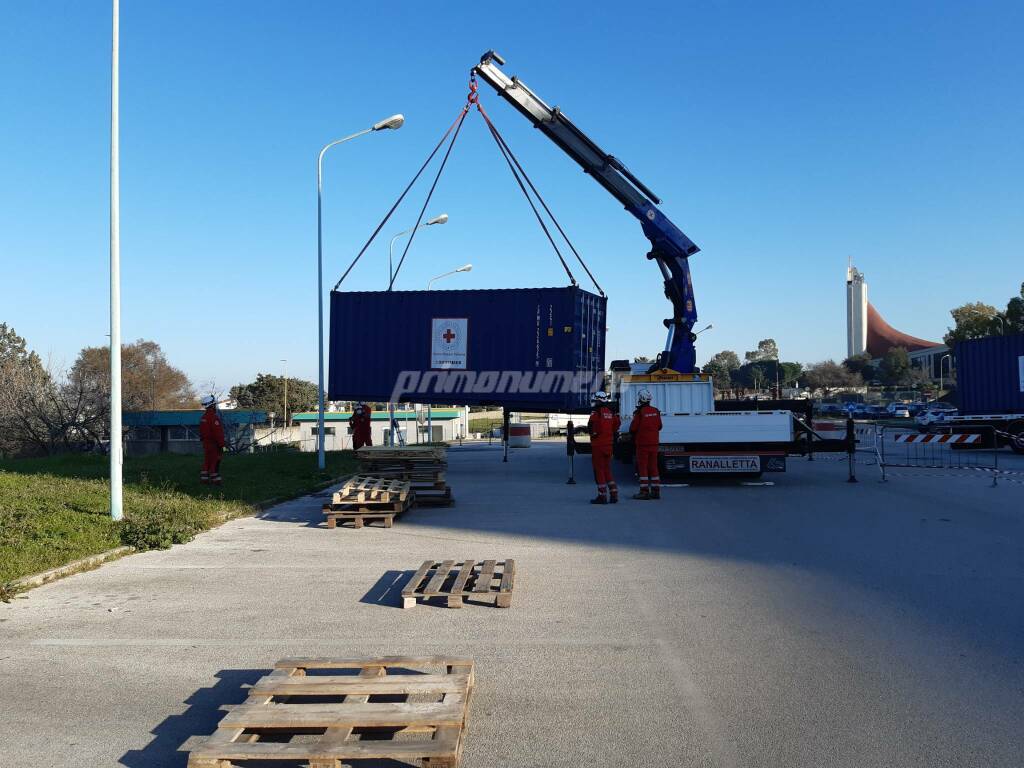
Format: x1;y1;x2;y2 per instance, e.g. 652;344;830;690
109;0;123;521
427;263;473;290
281;359;288;429
316;114;404;470
389;214;448;288
939;353;951;394
423;264;473;440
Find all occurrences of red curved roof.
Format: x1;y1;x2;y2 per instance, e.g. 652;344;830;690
866;302;940;357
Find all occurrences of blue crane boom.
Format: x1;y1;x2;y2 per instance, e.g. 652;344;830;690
472;50;701;373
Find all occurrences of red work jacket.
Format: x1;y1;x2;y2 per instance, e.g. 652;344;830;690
199;406;225;448
629;405;663;448
588;406;620;448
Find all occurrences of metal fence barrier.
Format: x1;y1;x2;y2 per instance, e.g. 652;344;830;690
874;425;1000;485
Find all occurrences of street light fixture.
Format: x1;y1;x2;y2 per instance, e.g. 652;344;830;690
427;263;473;290
316;114;404;471
388;213;449;288
939;353;951;394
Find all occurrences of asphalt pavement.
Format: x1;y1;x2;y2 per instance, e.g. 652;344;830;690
1;441;1022;767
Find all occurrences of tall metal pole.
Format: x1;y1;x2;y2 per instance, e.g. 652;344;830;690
109;0;123;521
316;116;403;469
281;359;288;428
316;151;327;469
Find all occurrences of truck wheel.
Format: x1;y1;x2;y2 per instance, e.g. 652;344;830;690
1009;421;1024;455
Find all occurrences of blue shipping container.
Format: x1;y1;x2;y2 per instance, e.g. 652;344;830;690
329;286;607;412
955;333;1024;415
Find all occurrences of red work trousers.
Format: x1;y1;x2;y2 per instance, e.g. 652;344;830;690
591;445;617;499
635;446;660;490
201;442;222;484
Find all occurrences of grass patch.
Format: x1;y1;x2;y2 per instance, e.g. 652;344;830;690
469;418;502;434
0;451;356;585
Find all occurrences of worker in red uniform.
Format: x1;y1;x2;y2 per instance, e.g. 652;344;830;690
198;395;226;485
349;403;374;450
357;403;373;448
348;404;363;449
629;389;663;500
587;391;620;504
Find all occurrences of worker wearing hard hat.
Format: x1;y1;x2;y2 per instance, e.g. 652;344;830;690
629;389;663;499
349;403;373;450
587;391;620;504
198;395;226;485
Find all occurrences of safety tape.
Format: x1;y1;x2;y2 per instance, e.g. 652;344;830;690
883;470;1024;486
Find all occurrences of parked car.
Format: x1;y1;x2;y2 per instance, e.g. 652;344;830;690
916;405;959;427
891;405;911;418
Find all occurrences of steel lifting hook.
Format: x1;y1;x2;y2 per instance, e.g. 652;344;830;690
467;73;479;105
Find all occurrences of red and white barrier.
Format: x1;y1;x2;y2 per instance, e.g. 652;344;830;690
893;433;980;444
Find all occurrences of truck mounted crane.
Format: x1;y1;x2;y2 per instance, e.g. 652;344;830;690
473;51;860;478
472;50;701;374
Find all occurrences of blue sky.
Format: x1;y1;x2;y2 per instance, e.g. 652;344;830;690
2;1;1022;389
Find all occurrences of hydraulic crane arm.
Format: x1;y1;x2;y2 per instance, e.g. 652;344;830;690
472;50;702;373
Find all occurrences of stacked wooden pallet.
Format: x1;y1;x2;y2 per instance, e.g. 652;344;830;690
403;560;515;609
187;656;474;768
357;445;454;507
322;476;413;529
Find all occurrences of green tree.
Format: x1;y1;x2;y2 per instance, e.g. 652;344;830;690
944;302;1001;346
880;346;911;386
703;350;741;390
803;360;862;396
1003;282;1024;334
744;338;779;363
780;361;803;387
843;352;878;384
231;374;318;419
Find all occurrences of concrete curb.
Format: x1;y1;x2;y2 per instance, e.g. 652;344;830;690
4;545;135;596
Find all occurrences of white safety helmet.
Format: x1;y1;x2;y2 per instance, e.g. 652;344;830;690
637;389;653;405
592;391;611;405
201;395;216;408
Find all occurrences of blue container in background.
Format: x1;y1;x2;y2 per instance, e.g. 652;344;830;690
955;333;1024;415
329;286;607;413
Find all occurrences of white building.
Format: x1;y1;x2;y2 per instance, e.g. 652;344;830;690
846;260;868;358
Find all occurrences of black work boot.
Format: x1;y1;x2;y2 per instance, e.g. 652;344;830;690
590;495;608;505
632;490;650;500
650;487;661;500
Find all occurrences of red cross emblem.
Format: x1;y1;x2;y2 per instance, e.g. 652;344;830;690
442;328;456;343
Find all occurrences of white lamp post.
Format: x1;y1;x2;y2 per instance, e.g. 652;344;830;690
427;263;473;290
389;214;448;288
109;0;122;520
422;263;473;440
316;114;404;470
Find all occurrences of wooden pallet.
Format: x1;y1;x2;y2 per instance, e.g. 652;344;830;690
357;446;448;485
334;476;413;503
357;445;448;461
402;560;515;609
322;477;414;528
412;485;455;507
322;498;412;529
187;656;474;768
